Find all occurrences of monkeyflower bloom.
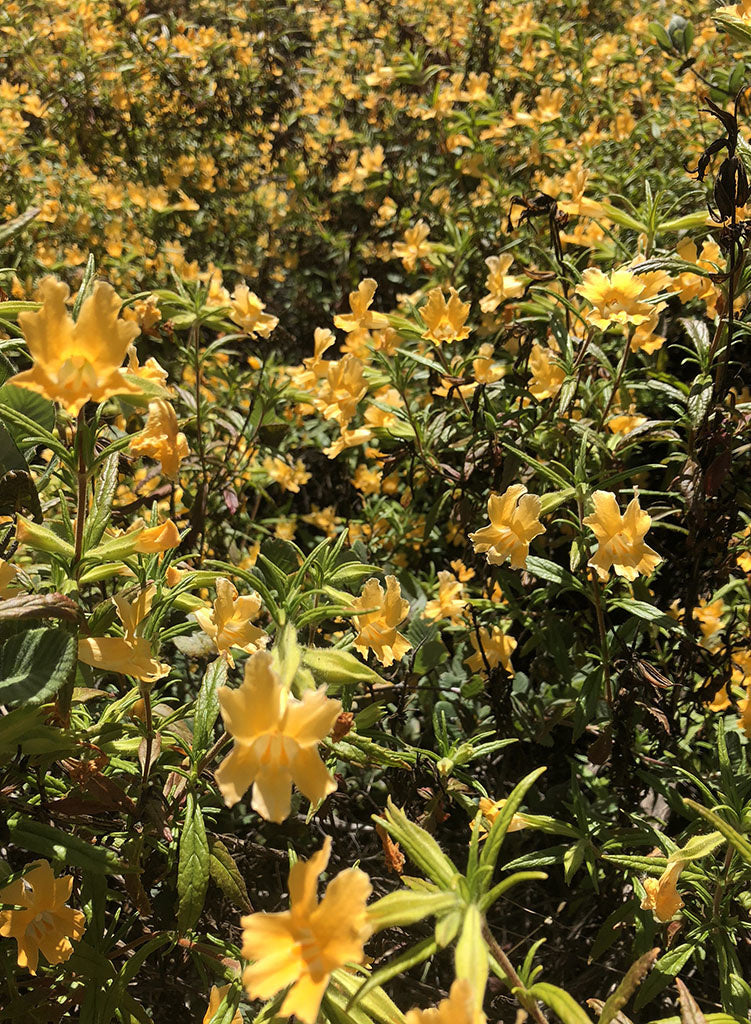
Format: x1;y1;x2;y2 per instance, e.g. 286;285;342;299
194;577;267;667
78;584;169;683
241;836;371;1023
333;279;389;333
423;571;466;624
0;559;18;598
465;626;516;676
0;860;85;974
262;456;312;493
316;354;368;429
480;254;525;312
477;796;528;839
203;985;242;1024
405;979;486;1024
215;650;341;819
131;518;181;553
641;860;685;922
576;267;654;330
420;287;471;345
129;399;189;480
392;220;432;270
352;576;412;667
528;345;565;401
583;491;661;582
469;485;545;570
8;276;140;415
230;284;278;338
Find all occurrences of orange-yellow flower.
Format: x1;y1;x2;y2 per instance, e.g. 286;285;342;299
477;797;527;838
420;286;471;345
469;485;545;570
465;625;516;676
78;583;169;683
194;577;267;667
583;491;661;581
230;284;278;338
423;571;466;624
333;279;389;333
352;576;412;667
0;860;85;974
215;650;341;819
0;559;18;598
241;836;371;1024
8;276;140;415
528;345;565;401
480;254;525;312
203;985;242;1024
392;220;432;270
129;399;189;480
405;979;486;1024
640;860;684;922
132;518;181;553
576;267;654;330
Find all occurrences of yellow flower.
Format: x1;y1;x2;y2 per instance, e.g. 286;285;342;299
126;344;169;388
693;598;725;650
583;491;661;581
607;406;647;435
132;519;181;553
8;276;140;416
316;354;368;429
576;267;654;330
333;278;389;333
469;485;545;569
78;583;169;683
241;836;371;1024
263;456;312;493
215;650;340;819
405;979;486;1024
479;254;525;312
465;626;516;675
194;577;268;667
528;345;565;401
230;284;278;338
0;860;85;974
392;220;432;271
420;287;471;345
129;399;189;480
477;796;527;838
423;571;466;624
203;985;242;1024
352;576;412;667
640;860;684;922
0;559;18;598
738;685;751;737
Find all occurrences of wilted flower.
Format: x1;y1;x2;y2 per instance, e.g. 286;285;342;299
405;979;486;1024
194;577;267;667
129;399;189;480
241;836;371;1024
641;860;684;922
0;559;19;598
215;650;340;819
469;485;545;569
132;518;181;553
583;491;661;581
0;860;86;974
465;625;516;675
420;286;471;345
8;276;140;415
352;576;412;666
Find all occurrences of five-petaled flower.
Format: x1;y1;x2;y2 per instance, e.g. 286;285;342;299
129;399;189;480
465;625;517;675
576;267;655;330
0;860;85;974
78;583;170;683
215;649;341;820
194;577;268;667
583;490;661;581
469;484;545;570
420;286;471;345
8;276;141;416
405;979;486;1024
333;278;389;334
352;576;412;667
240;836;372;1024
230;284;278;337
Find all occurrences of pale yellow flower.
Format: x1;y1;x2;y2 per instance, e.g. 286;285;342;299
9;276;140;415
480;254;525;312
78;583;169;683
333;278;389;333
477;796;527;838
405;979;486;1024
465;626;516;675
392;220;432;270
0;860;85;975
423;571;466;624
230;284;278;337
129;399;189;479
420;287;471;345
352;576;411;667
215;650;341;819
469;485;545;569
583;491;661;581
194;577;268;667
528;345;565;401
241;837;371;1024
576;267;654;330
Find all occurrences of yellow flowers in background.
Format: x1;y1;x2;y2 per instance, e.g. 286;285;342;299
469;484;545;570
240;836;371;1023
352;576;411;666
0;861;85;974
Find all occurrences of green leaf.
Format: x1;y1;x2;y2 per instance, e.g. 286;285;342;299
454;904;488;1011
208;838;251;913
0;383;55;448
83;453;120;551
683;801;751;864
526;557;584;592
609;600;677;630
177;791;210;932
633;945;696;1012
368;889;458;932
193;657;227;756
598;948;660;1024
687;375;713;428
348;936;439;1011
479;767;546;890
374;799;460;889
524;983;593;1024
0;627;76;705
0;206;40;245
7;815;125;874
